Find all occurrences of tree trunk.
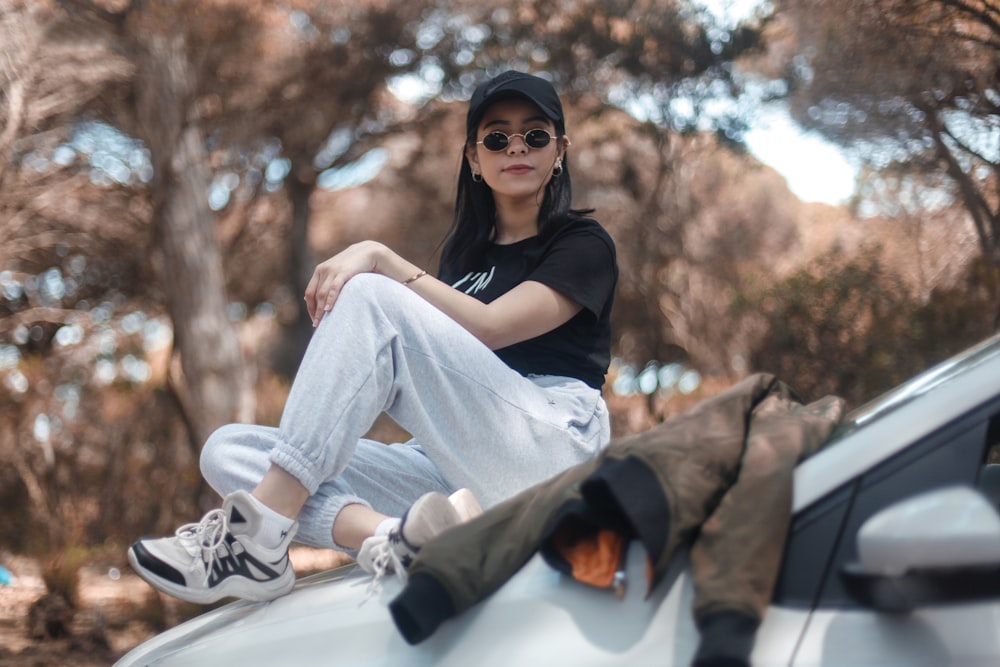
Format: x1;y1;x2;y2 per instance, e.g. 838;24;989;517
275;169;317;377
133;29;250;448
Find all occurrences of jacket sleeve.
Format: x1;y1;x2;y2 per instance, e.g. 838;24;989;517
389;458;603;644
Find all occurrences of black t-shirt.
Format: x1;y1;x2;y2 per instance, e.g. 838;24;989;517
439;217;618;389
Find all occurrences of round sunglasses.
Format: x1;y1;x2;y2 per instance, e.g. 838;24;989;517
477;129;557;152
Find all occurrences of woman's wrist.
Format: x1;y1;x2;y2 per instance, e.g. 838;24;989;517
367;242;396;278
369;242;423;284
401;269;427;286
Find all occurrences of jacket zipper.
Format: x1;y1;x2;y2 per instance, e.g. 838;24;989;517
612;539;630;600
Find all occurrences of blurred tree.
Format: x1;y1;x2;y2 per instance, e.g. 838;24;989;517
126;5;252;445
740;247;918;406
765;0;1000;326
742;245;997;406
170;1;438;374
567;114;801;373
3;0;437;445
0;0;176;559
0;0;438;554
854;166;982;300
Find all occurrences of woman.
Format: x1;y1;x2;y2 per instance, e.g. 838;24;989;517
128;70;618;604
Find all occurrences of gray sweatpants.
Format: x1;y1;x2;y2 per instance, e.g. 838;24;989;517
200;273;610;551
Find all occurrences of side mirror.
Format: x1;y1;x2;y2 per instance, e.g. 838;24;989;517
841;485;1000;612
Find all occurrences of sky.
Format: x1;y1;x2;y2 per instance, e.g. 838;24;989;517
698;0;858;205
744;105;857;205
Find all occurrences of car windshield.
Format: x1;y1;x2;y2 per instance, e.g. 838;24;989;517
825;332;1000;445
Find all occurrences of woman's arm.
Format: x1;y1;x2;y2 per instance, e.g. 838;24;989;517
303;241;582;350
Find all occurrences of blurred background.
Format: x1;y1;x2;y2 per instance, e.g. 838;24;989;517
1;0;997;662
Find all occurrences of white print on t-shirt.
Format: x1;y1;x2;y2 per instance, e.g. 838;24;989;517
452;266;495;296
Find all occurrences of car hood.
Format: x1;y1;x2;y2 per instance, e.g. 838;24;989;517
116;547;704;666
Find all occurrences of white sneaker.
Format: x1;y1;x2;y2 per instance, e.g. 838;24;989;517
447;487;483;523
356;489;482;583
127;490;298;604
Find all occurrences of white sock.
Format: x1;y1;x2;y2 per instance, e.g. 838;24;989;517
374;517;400;537
248;495;296;549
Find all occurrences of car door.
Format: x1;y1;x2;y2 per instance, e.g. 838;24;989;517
786;396;1000;666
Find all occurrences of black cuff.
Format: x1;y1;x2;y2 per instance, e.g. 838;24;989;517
538;497;598;576
692;610;759;667
388;572;456;645
581;455;671;564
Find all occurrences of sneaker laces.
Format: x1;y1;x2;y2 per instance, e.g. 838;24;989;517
363;535;409;599
360;490;481;601
175;509;230;581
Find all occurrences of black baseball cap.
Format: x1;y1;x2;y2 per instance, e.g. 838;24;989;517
466;71;565;132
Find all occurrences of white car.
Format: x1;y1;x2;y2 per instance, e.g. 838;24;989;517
116;332;1000;666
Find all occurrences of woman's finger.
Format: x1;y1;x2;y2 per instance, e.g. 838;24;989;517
312;270;355;326
304;269;322;324
303;242;379;325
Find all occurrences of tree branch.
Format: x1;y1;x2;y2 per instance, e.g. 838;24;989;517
922;104;996;257
0;307;78;335
934;0;1000;44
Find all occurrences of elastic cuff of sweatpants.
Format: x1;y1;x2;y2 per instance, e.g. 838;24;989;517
269;445;323;494
389;572;456;645
297;493;370;553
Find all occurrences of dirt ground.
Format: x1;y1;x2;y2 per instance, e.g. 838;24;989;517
0;548;350;666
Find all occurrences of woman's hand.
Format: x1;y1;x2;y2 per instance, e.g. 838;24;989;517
303;241;583;347
304;241;387;326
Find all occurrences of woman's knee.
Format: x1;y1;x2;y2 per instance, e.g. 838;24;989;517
339;272;391;303
336;273;411;317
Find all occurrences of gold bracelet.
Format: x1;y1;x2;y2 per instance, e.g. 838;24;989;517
401;269;427;286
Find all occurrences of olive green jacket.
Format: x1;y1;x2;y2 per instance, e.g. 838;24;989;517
389;373;845;644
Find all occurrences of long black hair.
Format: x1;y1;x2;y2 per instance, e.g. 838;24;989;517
439;116;593;276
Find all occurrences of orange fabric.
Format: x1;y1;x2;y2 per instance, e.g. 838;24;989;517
553;527;625;588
